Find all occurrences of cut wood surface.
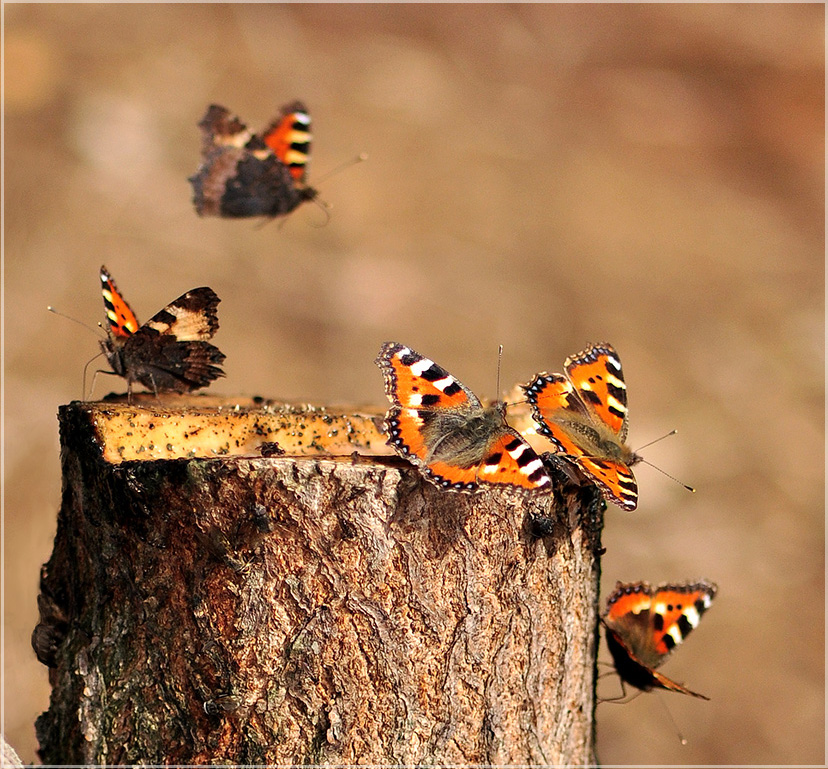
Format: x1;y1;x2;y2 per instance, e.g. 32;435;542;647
83;394;391;463
33;398;603;764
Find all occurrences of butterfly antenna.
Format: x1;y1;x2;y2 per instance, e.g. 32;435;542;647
496;345;504;399
639;459;695;493
47;306;105;338
657;696;688;745
635;429;695;493
313;152;368;185
635;428;678;452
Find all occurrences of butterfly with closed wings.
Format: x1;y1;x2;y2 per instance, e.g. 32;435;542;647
98;266;225;397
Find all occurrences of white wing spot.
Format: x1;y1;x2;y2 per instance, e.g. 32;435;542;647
402;408;422;424
607;394;627;413
683;606;701;628
606;373;626;390
432;376;456;392
408;356;435;377
284;148;308;164
522;456;545;478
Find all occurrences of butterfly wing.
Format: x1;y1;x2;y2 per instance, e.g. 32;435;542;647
523;372;589;456
196;104;252;152
649;670;710;700
101;265;140;338
376;342;550;493
139;287;221;342
564;343;629;440
647;582;718;657
261;101;312;183
576;457;637;511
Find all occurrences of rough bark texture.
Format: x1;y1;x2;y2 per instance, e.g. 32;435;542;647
34;401;603;765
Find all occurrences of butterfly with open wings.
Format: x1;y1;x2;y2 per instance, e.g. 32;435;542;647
602;579;717;699
376;342;552;494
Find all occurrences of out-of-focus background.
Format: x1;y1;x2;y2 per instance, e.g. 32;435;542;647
4;5;823;764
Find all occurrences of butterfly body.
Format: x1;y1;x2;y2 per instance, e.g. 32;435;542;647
376;342;551;494
99;266;225;396
602;580;717;699
524;343;641;510
190;102;317;219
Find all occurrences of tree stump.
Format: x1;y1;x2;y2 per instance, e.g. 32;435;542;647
33;396;603;764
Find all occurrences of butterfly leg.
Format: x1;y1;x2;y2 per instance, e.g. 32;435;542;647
146;372;161;404
597;675;641;704
86;368;121;402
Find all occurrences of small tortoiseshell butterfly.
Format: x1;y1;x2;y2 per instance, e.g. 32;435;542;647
523;343;641;510
189;101;317;218
375;342;552;494
602;579;717;700
99;266;225;396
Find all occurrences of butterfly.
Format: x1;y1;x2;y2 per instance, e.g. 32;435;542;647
375;342;552;494
99;265;226;396
189;101;318;218
602;579;717;699
523;343;641;510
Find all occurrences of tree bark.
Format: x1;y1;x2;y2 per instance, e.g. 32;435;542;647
34;398;603;765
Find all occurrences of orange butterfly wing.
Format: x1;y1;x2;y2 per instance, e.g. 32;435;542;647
564;343;629;439
262;101;312;183
100;265;140;338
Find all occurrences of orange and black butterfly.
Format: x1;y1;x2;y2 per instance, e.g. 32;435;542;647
523;343;641;510
99;266;225;396
602;579;717;699
375;342;552;494
189;101;317;218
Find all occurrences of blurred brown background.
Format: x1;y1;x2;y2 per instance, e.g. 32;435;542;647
4;5;823;765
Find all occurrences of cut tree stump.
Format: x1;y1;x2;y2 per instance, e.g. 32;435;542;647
33;395;604;765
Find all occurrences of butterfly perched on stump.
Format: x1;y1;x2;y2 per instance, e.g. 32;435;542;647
189;101;317;219
602;579;717;699
523;343;642;510
375;342;552;494
99;266;225;396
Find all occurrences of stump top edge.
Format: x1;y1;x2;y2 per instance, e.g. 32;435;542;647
61;396;391;464
59;394;544;466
